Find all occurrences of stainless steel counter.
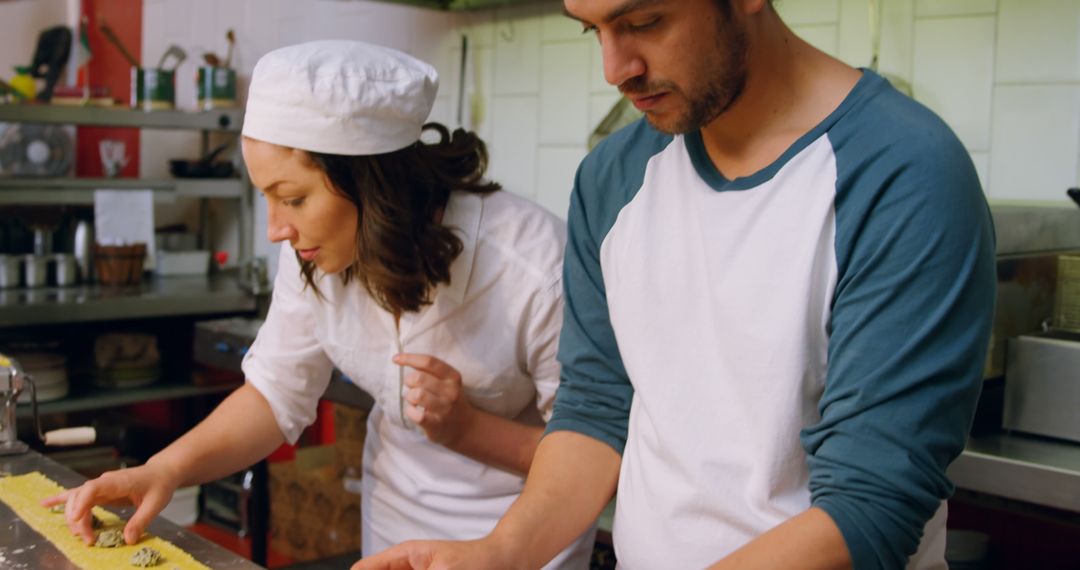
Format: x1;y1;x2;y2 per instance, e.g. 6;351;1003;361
0;450;263;569
950;433;1080;513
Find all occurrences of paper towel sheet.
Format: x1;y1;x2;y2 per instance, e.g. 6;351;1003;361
94;189;156;269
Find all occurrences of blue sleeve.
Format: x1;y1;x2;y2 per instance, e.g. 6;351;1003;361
544;120;668;454
802;104;997;568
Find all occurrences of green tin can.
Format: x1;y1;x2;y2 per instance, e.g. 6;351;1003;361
197;66;237;110
130;67;176;111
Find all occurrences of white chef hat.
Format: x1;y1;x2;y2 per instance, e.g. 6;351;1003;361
242;40;439;156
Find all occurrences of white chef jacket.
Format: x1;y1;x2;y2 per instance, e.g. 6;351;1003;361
243;190;595;568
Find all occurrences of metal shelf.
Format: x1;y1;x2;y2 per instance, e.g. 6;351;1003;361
17;380;240;418
949;432;1080;514
0;104;242;132
0;177;245;204
0;272;257;328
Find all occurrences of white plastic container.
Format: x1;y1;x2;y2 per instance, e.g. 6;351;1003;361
160;485;200;526
155;250;210;276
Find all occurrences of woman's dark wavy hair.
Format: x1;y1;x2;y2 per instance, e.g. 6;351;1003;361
300;122;500;315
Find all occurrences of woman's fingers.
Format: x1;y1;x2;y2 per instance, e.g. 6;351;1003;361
404;369;460;401
393;353;456;379
405;403;426;424
124;490;171;545
40;490;69;508
65;487;98;544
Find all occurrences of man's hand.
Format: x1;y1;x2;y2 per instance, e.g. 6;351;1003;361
351;539;510;570
395;353;477;446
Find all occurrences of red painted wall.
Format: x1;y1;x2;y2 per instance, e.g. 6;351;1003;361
75;0;141;178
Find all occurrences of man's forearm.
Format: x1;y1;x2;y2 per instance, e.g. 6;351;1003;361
486;430;621;569
708;507;851;570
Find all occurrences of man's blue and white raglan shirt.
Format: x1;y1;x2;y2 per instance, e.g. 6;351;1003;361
547;70;996;569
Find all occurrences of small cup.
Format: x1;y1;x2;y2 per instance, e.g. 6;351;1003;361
0;255;20;288
23;254;47;288
52;253;77;287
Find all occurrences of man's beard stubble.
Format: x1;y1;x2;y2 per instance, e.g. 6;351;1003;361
621;19;750;135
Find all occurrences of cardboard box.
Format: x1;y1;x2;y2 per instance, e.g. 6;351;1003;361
269;445;361;562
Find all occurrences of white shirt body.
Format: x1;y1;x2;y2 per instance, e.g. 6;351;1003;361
244;190;594;567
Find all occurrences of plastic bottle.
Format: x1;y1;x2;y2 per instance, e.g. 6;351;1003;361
10;66;35;101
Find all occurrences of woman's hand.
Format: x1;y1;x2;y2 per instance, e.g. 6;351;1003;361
394;353;478;446
40;460;182;546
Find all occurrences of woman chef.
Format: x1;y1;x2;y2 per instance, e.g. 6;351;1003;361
45;40;594;568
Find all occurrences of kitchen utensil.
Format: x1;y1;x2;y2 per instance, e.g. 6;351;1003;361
22;254;47;288
0;353;97;456
52;253;76;286
29;26;72;102
32;225;52;256
169;141;235;178
157;44;187;72
73;218;95;282
99;23;139;67
169;159;233;178
131;46;185;111
0;255;19;288
0;353;37;455
225;29;236;69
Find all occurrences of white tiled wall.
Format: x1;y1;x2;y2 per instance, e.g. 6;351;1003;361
451;0;1080;211
450;2;616;216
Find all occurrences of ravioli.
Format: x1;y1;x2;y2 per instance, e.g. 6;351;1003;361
0;472;209;570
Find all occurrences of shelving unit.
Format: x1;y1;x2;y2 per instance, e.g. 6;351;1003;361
0;103;259;440
17;379;241;419
0;105;242;131
0;270;255;327
0;103;254;264
0;178;244;203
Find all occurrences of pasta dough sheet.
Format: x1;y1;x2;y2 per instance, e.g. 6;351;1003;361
0;471;209;570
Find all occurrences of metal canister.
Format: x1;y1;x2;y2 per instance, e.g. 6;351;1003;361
52;253;77;287
23;254;47;288
0;255;20;288
74;219;95;283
